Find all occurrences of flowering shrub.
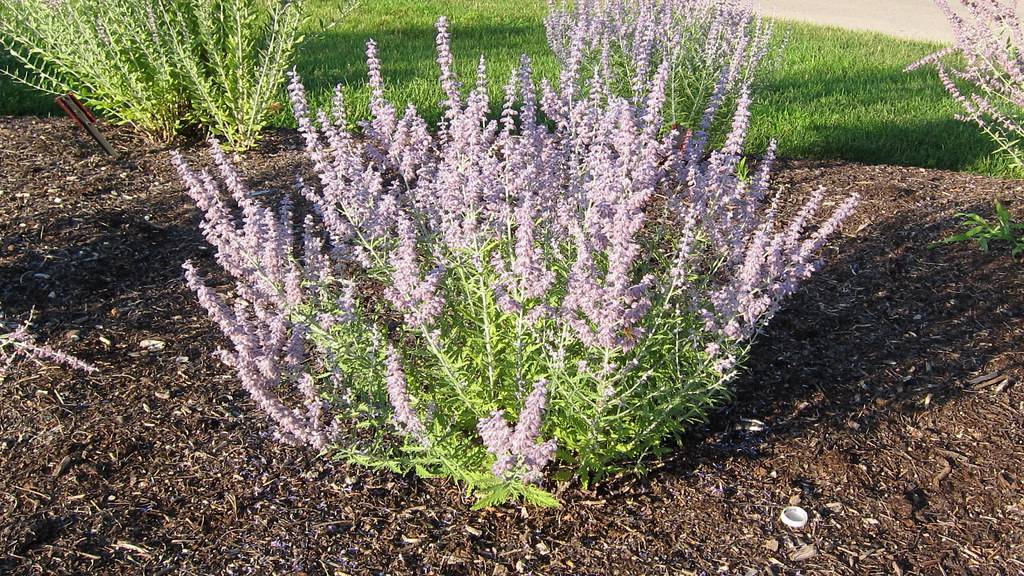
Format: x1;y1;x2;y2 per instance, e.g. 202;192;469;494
545;0;773;132
178;16;857;507
1;323;98;377
909;0;1024;172
0;0;305;148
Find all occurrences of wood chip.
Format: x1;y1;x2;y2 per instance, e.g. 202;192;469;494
139;339;166;351
932;458;953;490
789;543;818;561
52;454;73;478
114;541;153;557
967;371;1000;385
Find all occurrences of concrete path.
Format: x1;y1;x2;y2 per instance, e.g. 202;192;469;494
754;0;955;43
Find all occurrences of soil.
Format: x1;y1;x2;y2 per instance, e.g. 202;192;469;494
1;116;1022;576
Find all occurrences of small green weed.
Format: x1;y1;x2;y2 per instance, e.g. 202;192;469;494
939;201;1024;256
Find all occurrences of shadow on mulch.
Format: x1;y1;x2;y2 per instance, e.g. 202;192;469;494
712;191;1020;445
1;118;1022;575
1;212;199;323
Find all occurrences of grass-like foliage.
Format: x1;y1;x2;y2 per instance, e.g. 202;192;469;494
177;14;857;508
545;0;772;134
909;0;1024;173
0;0;305;149
939;201;1024;256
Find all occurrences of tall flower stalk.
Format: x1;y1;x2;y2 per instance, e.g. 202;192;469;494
179;15;857;507
909;0;1024;172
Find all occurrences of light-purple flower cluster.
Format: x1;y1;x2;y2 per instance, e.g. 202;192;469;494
478;379;558;483
910;0;1024;168
1;323;98;376
175;144;338;450
384;215;446;329
385;343;427;441
545;0;773;129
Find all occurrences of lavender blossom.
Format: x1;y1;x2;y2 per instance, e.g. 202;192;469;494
477;379;557;483
179;13;858;496
384;215;446;328
910;0;1024;169
435;16;463;125
0;324;98;375
545;0;773;130
176;144;336;450
385;343;427;441
364;39;399;163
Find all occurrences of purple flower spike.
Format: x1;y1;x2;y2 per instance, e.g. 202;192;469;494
384;215;446;329
385;344;427;442
1;324;98;375
478;379;557;483
909;0;1024;168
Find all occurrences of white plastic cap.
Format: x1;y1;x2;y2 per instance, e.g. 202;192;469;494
780;506;808;529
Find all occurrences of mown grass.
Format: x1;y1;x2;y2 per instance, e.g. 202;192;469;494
0;0;1010;175
287;0;558;125
748;22;1008;175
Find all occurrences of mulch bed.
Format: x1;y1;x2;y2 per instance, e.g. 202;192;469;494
1;116;1022;576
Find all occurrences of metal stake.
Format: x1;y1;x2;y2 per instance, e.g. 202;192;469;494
55;93;120;159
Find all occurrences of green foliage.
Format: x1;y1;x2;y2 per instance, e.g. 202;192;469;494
297;238;734;507
159;0;307;148
0;0;306;148
980;121;1024;177
939;201;1024;256
0;1;1010;174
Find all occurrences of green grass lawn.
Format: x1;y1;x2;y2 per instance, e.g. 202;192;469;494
283;0;559;131
0;0;1008;175
749;22;1007;175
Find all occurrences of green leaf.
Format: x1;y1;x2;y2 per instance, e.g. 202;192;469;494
551;468;574;483
472;483;514;510
995;201;1012;230
521;485;561;508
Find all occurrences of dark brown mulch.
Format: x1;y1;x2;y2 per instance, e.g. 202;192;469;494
1;116;1022;576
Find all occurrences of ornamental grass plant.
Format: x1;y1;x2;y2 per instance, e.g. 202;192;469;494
177;11;858;507
0;0;305;149
909;0;1024;173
